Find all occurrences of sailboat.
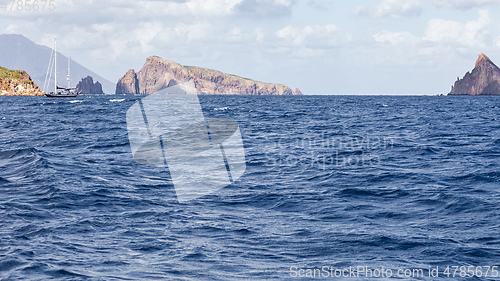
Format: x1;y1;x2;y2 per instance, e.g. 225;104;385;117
44;38;80;97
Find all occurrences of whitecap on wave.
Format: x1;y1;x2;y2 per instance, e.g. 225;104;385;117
214;107;228;111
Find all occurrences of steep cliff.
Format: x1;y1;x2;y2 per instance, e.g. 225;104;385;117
76;76;104;95
116;56;301;95
115;69;139;95
0;66;44;96
449;53;500;96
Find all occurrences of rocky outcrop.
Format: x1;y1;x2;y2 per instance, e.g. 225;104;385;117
76;76;104;95
0;67;44;96
449;53;500;96
115;69;139;95
116;56;301;95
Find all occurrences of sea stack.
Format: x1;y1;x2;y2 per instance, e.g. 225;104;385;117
449;53;500;96
116;56;301;95
76;76;104;95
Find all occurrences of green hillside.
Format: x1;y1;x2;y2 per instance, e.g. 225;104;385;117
0;66;24;80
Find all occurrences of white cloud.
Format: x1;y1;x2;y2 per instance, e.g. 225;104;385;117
423;20;463;42
0;0;290;65
354;0;422;18
174;22;213;41
254;27;265;42
185;0;243;16
308;0;334;10
135;21;165;53
423;10;492;47
235;0;296;17
234;0;296;16
223;27;268;44
227;27;244;42
431;0;500;10
276;24;339;48
291;48;326;58
274;0;293;5
374;31;420;44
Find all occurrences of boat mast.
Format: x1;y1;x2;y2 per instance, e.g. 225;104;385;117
54;37;57;94
67;56;70;88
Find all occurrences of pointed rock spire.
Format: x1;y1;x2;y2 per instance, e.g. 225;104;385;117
449;53;500;96
475;53;495;68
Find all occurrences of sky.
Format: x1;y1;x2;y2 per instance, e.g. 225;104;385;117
2;0;500;95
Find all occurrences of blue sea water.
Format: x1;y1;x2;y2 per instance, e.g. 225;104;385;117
0;95;499;280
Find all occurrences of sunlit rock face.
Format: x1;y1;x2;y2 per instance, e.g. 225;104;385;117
449;53;500;96
116;56;301;96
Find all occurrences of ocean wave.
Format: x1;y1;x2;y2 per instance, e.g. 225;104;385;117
0;95;499;280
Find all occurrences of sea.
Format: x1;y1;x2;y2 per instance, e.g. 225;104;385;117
0;95;498;280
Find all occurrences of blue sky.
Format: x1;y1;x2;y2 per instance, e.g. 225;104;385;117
2;0;500;94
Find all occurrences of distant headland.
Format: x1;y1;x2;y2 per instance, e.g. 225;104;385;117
0;66;44;96
116;56;302;96
449;53;500;96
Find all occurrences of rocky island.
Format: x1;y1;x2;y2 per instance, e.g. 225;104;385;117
0;66;44;96
116;56;301;95
76;76;104;95
449;53;500;96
